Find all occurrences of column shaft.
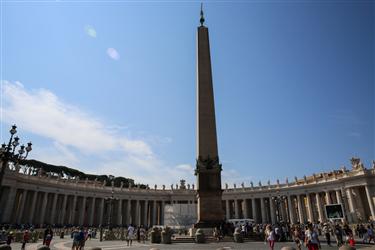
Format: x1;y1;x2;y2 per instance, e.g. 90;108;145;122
127;199;132;225
270;198;276;224
60;195;68;224
252;198;258;223
152;200;157;226
315;193;324;222
17;190;28;224
50;193;58;224
118;199;123;226
243;199;249;219
89;198;96;226
70;196;77;224
39;192;49;225
306;193;314;222
135;200;140;226
2;187;17;223
99;198;105;225
143;200;148;227
79;197;87;225
287;195;296;224
297;195;304;223
234;200;239;219
335;190;342;203
260;198;266;223
365;185;375;220
325;191;331;205
225;200;230;220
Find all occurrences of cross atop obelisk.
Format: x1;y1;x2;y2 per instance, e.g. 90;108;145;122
195;5;225;228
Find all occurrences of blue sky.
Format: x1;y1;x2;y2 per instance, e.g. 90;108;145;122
1;1;374;186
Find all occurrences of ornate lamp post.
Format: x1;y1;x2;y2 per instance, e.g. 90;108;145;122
0;124;32;188
106;188;116;229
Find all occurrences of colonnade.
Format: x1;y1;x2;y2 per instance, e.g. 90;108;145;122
223;185;375;224
0;186;165;227
1;164;375;226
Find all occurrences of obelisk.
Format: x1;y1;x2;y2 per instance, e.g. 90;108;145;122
195;6;225;228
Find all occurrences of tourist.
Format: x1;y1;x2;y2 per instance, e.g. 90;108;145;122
71;228;81;250
322;223;331;246
45;232;53;247
367;225;374;244
265;225;276;250
79;228;87;250
292;226;302;250
139;225;146;243
87;228;92;240
21;230;30;250
334;224;343;246
126;224;135;246
43;226;54;245
304;224;320;250
6;231;14;246
213;227;220;242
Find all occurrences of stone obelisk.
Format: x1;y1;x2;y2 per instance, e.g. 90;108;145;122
195;6;225;228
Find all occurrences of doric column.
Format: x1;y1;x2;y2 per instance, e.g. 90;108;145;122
346;188;356;222
297;194;304;223
315;193;324;222
39;192;49;225
60;195;68;224
127;199;132;225
336;190;342;204
234;200;239;219
270;197;276;224
287;195;296;224
306;193;314;222
17;189;28;224
70;195;77;224
160;200;165;225
260;198;266;223
346;188;355;211
50;193;58;224
152;200;156;226
2;187;17;223
143;200;148;227
225;200;230;219
135;200;140;226
99;198;105;225
325;191;331;205
280;199;287;222
118;199;123;226
89;198;96;226
365;185;375;220
243;199;249;219
79;196;87;225
252;198;258;223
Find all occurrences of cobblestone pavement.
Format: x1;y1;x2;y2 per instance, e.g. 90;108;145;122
10;238;375;250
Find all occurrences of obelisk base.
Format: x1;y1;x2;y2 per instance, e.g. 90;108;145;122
194;190;225;228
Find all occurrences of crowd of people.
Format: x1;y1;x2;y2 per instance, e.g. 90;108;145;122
0;221;374;249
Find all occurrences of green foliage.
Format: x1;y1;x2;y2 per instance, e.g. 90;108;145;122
18;159;142;188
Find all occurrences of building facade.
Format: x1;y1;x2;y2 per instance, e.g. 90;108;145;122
1;159;374;226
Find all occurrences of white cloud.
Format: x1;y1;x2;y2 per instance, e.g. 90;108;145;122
84;25;97;38
107;48;120;60
0;81;198;186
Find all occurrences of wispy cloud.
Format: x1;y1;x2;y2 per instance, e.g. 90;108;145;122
1;81;189;186
84;25;97;38
107;48;120;60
